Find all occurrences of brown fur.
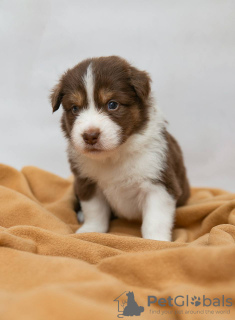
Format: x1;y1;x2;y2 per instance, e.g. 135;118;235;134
158;130;190;206
68;157;97;201
51;56;151;143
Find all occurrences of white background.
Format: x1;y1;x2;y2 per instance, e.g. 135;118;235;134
0;0;234;191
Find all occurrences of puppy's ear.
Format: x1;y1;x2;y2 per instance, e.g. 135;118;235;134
129;66;151;101
50;79;64;113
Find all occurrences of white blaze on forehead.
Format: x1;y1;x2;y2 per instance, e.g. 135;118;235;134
71;62;122;154
83;63;95;109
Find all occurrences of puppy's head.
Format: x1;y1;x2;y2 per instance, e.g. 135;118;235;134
50;56;151;158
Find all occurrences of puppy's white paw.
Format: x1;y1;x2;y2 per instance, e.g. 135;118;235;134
152;234;171;242
76;223;108;234
142;231;171;242
77;210;84;223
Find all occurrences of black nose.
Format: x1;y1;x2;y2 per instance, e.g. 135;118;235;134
82;130;100;145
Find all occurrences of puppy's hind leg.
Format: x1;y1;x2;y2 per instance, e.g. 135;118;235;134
77;210;84;223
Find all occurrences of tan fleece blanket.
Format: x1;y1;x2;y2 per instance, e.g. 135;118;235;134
0;164;235;320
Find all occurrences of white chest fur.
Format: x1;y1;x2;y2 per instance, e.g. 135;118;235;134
69;107;168;220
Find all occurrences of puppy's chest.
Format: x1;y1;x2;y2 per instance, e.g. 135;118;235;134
97;166;146;219
78;151;163;219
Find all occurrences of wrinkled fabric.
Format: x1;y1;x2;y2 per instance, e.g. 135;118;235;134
0;164;235;319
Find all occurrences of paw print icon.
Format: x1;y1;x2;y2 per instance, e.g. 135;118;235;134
191;296;201;307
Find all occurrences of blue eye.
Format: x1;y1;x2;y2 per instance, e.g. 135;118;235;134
72;106;79;115
107;100;119;110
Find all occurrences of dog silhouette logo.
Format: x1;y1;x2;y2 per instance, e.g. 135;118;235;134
114;291;144;318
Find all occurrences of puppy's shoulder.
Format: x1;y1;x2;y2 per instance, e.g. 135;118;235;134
68;145;97;201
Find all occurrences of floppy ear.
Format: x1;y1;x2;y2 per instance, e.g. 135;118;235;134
50;79;64;113
129;66;151;101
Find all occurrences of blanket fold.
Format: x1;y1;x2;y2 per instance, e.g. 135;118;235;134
0;164;235;319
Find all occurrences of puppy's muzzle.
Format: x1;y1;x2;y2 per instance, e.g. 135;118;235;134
82;129;100;145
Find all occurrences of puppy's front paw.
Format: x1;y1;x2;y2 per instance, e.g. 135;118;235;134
151;234;172;242
76;223;108;234
142;230;172;242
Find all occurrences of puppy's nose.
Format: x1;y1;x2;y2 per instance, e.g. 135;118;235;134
82;129;100;145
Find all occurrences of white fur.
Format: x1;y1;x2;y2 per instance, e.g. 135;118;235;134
77;210;84;223
141;185;176;241
71;63;121;155
84;64;95;107
76;188;110;234
71;94;175;240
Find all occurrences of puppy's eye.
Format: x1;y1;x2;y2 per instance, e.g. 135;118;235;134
107;100;119;111
71;106;79;115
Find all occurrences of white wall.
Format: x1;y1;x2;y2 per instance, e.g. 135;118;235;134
0;0;234;191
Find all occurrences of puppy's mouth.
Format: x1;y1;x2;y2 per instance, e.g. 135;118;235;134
84;147;103;153
82;144;118;157
83;145;105;154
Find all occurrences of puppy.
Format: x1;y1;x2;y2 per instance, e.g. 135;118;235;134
50;56;190;241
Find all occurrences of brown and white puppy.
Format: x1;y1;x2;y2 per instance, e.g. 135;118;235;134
50;56;190;241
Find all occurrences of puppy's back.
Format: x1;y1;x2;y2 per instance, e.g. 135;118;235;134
160;131;190;207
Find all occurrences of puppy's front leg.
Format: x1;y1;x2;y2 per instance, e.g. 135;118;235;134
76;187;110;234
141;185;176;241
